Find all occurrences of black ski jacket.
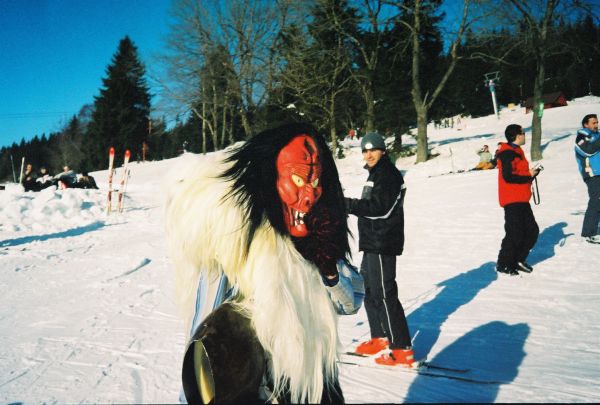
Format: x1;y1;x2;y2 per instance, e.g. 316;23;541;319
345;155;406;256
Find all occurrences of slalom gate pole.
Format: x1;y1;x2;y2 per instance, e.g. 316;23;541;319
19;157;25;184
10;154;16;183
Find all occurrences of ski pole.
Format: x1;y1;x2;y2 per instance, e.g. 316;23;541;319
411;330;420;346
532;177;540;205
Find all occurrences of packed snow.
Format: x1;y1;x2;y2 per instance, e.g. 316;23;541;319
1;97;600;403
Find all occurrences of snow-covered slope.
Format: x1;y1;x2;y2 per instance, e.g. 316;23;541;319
1;97;599;403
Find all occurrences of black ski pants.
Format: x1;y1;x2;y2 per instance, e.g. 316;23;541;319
360;252;411;349
582;176;600;237
497;202;539;269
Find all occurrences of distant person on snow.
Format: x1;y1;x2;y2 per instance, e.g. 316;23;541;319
495;124;541;276
473;144;495;170
344;132;414;367
21;163;39;192
36;166;54;190
75;172;99;189
574;113;600;244
53;166;78;189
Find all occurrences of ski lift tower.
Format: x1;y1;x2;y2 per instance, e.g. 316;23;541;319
484;71;501;119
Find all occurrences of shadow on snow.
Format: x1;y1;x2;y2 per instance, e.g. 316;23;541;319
405;261;529;402
408;261;497;360
405;321;529;402
430;132;498;148
528;221;572;266
0;221;106;248
540;132;572;153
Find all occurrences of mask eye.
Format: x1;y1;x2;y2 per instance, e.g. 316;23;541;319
311;178;319;188
292;174;305;187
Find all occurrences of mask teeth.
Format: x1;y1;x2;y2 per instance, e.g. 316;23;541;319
293;210;306;226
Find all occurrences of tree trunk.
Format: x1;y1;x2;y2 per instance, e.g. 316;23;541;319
416;106;429;162
408;0;469;163
220;93;228;148
228;106;235;144
530;60;545;162
507;0;556;162
529;0;555;163
240;108;252;139
330;126;337;153
411;0;429;163
329;93;338;151
201;99;207;154
211;84;220;150
365;85;375;132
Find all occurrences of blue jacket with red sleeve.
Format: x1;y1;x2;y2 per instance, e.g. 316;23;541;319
574;127;600;181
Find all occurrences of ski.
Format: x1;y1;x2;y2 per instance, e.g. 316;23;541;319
338;355;507;385
343;352;469;373
106;147;115;214
117;149;131;213
118;166;131;213
427;169;472;178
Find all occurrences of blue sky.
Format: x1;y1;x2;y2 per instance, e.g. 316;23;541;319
0;0;472;149
0;0;171;148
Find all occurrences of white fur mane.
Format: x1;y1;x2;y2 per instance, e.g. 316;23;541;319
165;154;339;403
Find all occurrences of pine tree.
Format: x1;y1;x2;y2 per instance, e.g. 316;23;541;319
86;36;151;169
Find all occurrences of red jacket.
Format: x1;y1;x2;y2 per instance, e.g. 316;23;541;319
496;143;532;207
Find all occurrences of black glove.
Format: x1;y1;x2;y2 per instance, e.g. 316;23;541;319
322;271;340;287
344;197;353;214
292;205;344;280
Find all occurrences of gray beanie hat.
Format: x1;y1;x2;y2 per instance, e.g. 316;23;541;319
361;132;386;151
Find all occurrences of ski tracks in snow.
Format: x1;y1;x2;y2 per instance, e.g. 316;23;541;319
0;188;183;404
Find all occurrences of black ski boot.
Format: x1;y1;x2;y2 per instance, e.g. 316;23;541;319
517;262;533;273
496;265;519;276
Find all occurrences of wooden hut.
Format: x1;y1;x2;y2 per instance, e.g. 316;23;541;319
523;92;568;113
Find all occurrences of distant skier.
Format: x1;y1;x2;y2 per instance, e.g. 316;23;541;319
344;132;414;367
574;113;600;244
495;124;541;275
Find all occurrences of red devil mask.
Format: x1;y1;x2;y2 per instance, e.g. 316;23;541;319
276;135;323;237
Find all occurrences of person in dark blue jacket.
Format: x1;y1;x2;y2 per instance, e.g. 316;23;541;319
575;114;600;244
344;132;414;367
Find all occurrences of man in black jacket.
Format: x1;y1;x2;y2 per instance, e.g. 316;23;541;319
345;132;414;367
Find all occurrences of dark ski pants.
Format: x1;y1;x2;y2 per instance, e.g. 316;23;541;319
360;252;411;349
582;176;600;237
497;202;539;268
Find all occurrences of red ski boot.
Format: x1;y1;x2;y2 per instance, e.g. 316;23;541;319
355;337;389;356
375;349;417;367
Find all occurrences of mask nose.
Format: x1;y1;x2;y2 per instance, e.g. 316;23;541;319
300;186;315;210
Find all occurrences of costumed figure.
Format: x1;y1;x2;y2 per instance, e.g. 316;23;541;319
165;123;363;404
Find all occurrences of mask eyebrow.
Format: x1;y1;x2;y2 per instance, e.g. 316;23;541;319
303;138;318;180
